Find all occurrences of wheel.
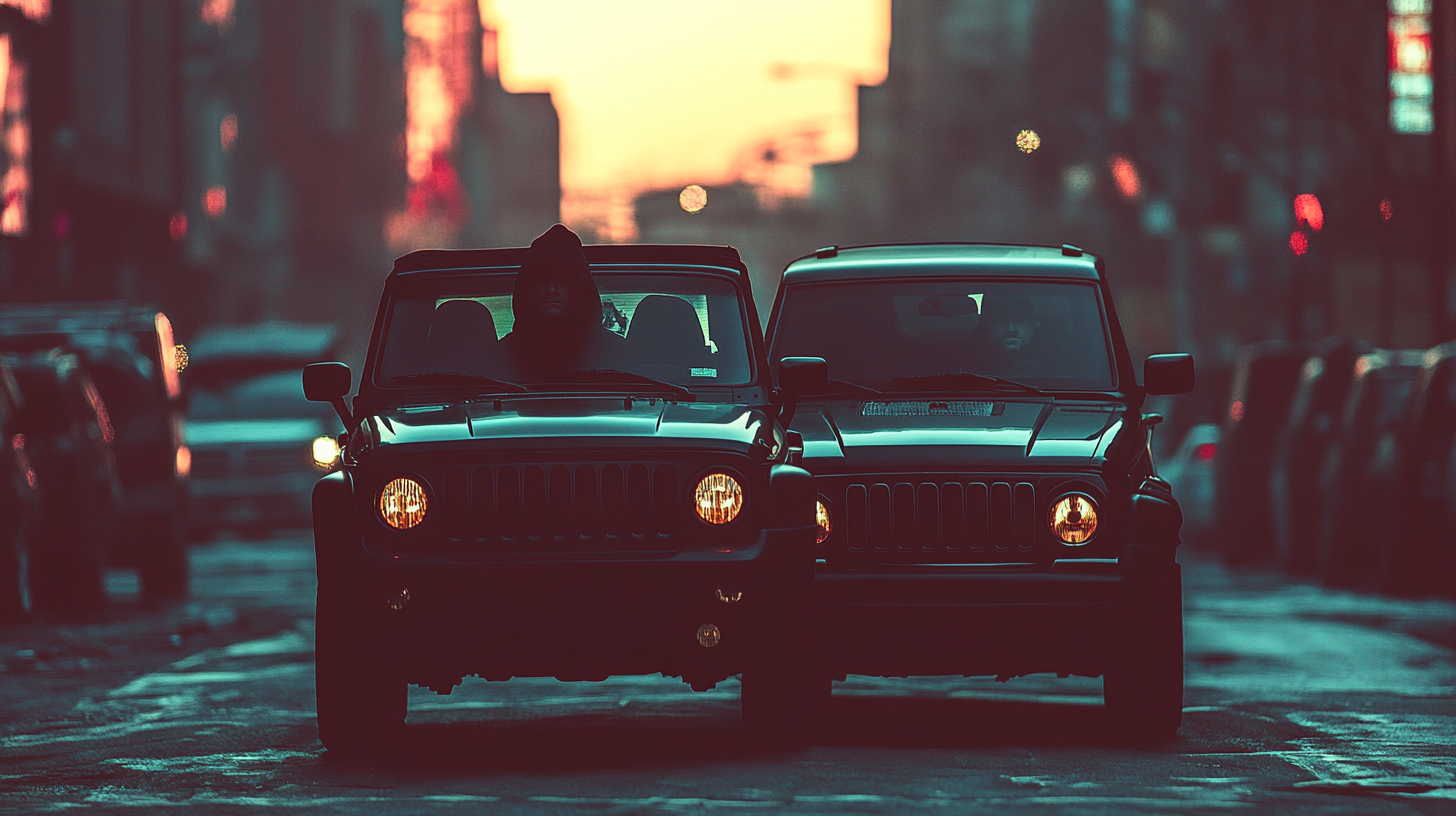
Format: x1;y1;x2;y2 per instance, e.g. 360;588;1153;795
315;583;406;757
1104;563;1183;743
29;509;105;613
140;515;189;599
0;521;32;624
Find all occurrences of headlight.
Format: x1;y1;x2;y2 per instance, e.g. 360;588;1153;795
815;499;831;544
1049;494;1098;545
694;473;743;525
311;436;340;468
379;477;428;530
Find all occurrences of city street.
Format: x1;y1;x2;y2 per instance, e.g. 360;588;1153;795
0;535;1452;814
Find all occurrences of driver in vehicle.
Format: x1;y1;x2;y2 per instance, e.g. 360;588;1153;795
976;294;1042;376
499;223;625;376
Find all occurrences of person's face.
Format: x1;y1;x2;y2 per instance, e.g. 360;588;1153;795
537;277;570;318
989;319;1034;352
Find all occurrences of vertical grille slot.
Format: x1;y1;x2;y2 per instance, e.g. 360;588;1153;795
549;465;572;539
574;464;598;539
916;483;939;553
471;467;493;541
941;482;964;552
966;482;988;551
443;467;468;540
845;484;867;552
497;466;520;540
523;465;547;540
990;482;1012;550
601;464;625;538
892;483;915;552
652;464;677;537
869;483;891;553
627;464;650;538
1013;482;1036;551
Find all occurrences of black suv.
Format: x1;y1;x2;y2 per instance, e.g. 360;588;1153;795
305;229;820;754
766;243;1194;740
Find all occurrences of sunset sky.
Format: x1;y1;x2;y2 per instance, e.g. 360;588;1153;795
481;0;890;237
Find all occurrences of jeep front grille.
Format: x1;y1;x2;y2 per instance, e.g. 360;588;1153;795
438;462;679;550
839;479;1037;560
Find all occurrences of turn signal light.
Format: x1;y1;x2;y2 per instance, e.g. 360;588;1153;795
694;473;743;524
379;477;428;530
311;436;340;468
1050;494;1098;545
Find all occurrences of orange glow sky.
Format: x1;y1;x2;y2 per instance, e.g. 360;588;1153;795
481;0;889;237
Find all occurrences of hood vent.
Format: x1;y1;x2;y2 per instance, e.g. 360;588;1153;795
861;401;1000;417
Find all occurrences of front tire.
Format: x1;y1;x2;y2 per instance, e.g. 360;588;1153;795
1103;563;1183;743
315;583;405;756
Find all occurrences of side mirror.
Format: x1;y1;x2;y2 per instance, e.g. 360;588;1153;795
1144;353;1194;395
776;356;827;430
304;362;354;428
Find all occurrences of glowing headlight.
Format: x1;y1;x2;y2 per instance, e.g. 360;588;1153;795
311;436;340;468
379;477;428;530
1049;494;1098;545
815;499;832;544
694;473;743;525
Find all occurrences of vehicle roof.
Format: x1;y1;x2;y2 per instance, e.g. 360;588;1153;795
189;322;339;364
780;243;1103;284
390;244;750;279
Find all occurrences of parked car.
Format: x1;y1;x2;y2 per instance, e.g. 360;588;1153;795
306;228;820;755
1213;343;1309;563
1315;348;1425;587
0;303;189;597
766;242;1194;741
1268;340;1366;575
184;323;343;535
1365;342;1456;594
0;359;39;623
2;349;122;612
1160;422;1219;547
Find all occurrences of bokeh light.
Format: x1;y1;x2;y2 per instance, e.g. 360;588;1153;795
1016;129;1041;153
1380;198;1394;221
1109;155;1142;199
203;185;226;218
169;211;188;241
679;184;707;213
220;113;237;154
1289;230;1309;256
1293;193;1323;231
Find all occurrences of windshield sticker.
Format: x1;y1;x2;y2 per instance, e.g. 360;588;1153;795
690;367;718;378
861;401;1000;417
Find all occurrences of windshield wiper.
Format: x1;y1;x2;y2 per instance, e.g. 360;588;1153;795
389;372;528;393
819;376;882;395
549;369;694;400
890;371;1043;394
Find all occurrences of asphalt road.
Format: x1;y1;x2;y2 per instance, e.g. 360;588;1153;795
1;534;1454;814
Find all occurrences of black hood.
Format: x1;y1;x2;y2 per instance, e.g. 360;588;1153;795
511;223;602;343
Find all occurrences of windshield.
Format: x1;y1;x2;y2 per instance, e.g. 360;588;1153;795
772;279;1116;391
376;270;754;391
189;370;336;421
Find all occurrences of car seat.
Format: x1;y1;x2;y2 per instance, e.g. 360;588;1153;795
624;295;712;373
427;299;498;375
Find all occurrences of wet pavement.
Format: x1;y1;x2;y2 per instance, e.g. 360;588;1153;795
1;534;1453;814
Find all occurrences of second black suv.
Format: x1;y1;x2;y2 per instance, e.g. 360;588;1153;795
766;243;1194;741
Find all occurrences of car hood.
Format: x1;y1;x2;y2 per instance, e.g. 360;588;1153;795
364;399;769;454
792;398;1125;469
185;418;330;447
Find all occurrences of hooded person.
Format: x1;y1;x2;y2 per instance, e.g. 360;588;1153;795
500;223;623;376
975;294;1043;374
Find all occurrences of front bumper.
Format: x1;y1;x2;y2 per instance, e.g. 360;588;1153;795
814;560;1157;679
331;526;814;689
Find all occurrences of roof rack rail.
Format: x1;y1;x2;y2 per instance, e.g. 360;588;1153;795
813;245;839;259
1061;244;1084;257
